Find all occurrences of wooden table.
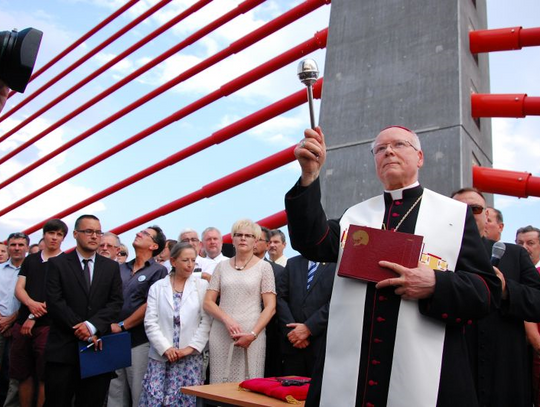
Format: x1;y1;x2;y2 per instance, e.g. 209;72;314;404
182;382;305;407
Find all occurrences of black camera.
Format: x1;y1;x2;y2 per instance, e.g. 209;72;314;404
0;27;43;93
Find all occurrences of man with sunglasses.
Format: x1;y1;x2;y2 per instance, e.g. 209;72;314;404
452;187;540;407
286;126;501;406
108;226;167;407
43;215;123;407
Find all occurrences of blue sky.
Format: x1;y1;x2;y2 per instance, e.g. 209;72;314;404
0;0;539;257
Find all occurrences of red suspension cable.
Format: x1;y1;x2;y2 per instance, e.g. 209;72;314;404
0;0;213;142
8;0;140;96
0;0;172;123
0;0;328;165
21;79;322;235
107;146;296;236
0;29;328;217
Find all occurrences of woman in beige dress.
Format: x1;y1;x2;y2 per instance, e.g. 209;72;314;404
204;219;276;383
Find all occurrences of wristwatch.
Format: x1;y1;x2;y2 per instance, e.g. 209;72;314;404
250;331;258;339
28;314;35;320
118;321;126;332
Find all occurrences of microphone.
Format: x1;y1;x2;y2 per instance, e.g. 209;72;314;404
297;58;319;129
491;241;506;267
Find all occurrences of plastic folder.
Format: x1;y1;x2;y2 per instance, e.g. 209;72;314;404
79;332;131;379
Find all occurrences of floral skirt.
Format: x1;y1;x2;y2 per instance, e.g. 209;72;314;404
139;353;203;407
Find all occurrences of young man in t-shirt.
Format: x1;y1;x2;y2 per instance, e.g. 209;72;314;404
12;219;68;407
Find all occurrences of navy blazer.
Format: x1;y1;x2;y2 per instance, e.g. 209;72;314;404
276;255;335;355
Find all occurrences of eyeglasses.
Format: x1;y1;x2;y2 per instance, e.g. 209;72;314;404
258;238;269;243
8;232;29;241
468;204;485;215
140;230;157;243
181;238;200;243
233;233;256;239
76;229;104;237
371;139;418;156
118;251;127;256
99;243;117;249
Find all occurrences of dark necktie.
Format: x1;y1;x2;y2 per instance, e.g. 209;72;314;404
307;261;318;290
82;259;91;290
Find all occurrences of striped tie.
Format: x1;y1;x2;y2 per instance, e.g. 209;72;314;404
306;261;318;290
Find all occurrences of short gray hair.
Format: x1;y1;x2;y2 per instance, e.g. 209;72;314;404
370;126;421;151
516;225;540;241
202;227;222;240
102;232;120;247
178;228;199;241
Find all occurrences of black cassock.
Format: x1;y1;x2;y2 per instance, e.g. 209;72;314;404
466;238;540;407
285;179;501;407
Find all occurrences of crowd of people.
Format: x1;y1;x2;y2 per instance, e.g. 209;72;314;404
0;215;334;407
0;127;539;407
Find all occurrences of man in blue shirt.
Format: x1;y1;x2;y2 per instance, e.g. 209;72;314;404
108;226;167;407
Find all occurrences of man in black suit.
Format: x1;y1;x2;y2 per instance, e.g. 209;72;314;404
453;188;540;407
277;255;335;377
254;226;285;377
44;215;123;407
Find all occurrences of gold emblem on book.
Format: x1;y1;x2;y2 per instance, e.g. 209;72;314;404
352;230;369;246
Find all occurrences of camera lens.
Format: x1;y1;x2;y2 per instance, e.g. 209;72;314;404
0;27;43;93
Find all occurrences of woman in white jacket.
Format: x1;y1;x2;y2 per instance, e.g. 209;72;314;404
139;242;211;406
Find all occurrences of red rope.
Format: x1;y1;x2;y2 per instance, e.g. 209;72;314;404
108;146;296;236
0;28;328;218
0;0;213;142
0;0;173;123
16;0;140;90
0;0;327;166
21;79;322;235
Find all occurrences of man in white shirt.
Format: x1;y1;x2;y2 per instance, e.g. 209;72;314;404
199;227;228;281
0;233;29;367
516;225;540;268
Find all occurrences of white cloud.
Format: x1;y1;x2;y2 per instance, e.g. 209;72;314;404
128;2;330;101
92;52;135;73
493;118;540;174
248;114;303;145
0;115;105;239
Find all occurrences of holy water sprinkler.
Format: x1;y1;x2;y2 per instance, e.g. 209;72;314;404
297;58;319;129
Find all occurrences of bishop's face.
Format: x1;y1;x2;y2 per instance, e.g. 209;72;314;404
373;127;424;191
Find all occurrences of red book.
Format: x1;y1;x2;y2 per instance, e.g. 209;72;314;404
337;225;424;283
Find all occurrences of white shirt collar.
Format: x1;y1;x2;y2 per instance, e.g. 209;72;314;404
384;181;420;200
75;249;96;264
